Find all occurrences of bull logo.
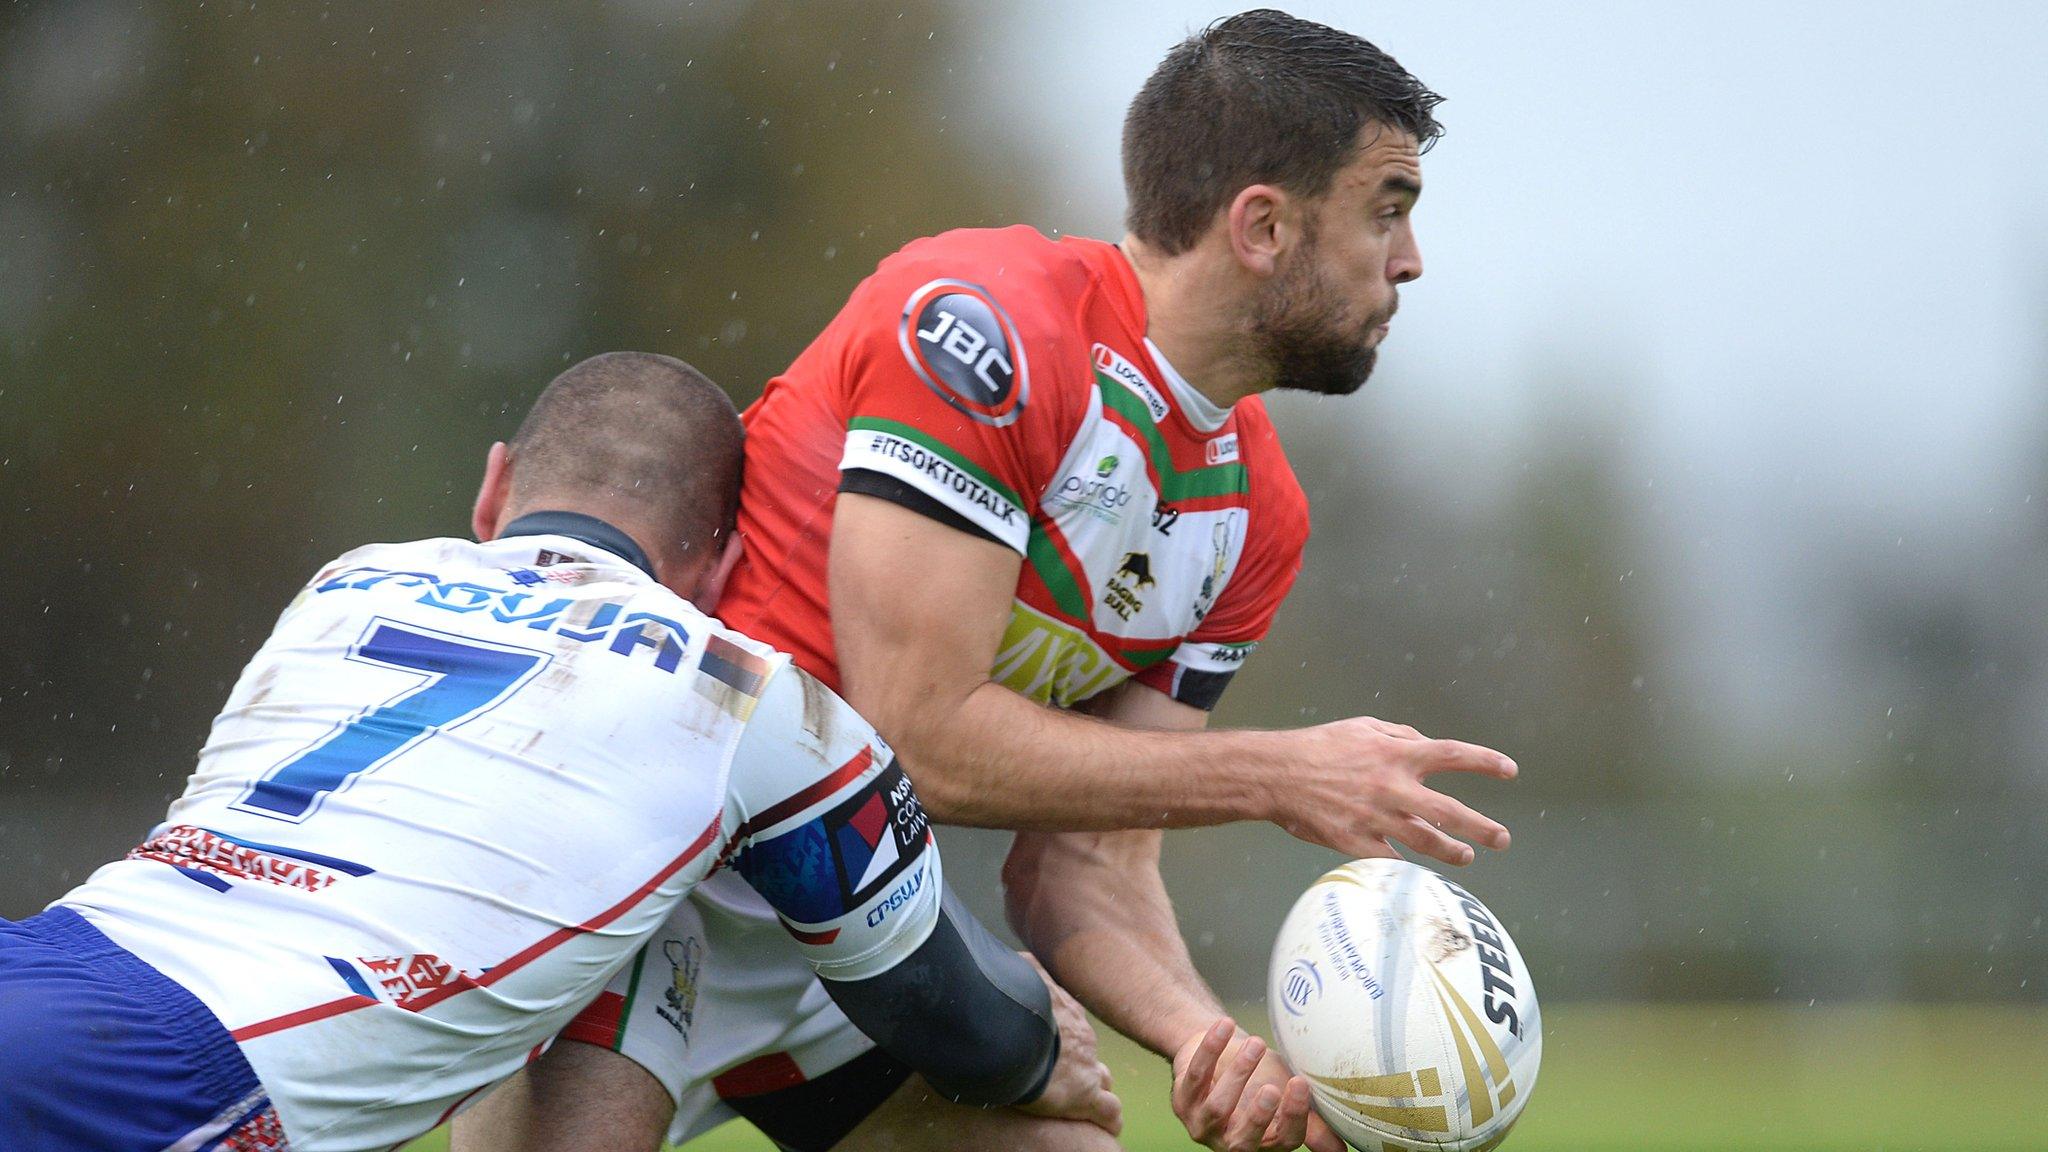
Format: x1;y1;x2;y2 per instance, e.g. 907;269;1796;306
1117;552;1156;589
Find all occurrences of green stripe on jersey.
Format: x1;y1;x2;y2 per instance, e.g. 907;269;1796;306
612;945;649;1051
846;417;1028;511
1094;372;1249;500
1025;525;1090;620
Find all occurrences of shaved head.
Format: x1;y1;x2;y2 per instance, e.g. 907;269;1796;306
504;352;743;572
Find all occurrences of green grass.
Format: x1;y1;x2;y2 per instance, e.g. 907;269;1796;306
403;1004;2048;1151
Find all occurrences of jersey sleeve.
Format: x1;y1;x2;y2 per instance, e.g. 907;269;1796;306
722;662;941;981
1135;414;1309;710
832;240;1083;555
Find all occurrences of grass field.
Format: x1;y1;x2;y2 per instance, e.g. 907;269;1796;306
403;1004;2048;1151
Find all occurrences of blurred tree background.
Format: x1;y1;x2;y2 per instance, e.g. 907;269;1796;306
3;0;2043;1033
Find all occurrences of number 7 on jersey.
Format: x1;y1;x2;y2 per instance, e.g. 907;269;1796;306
233;618;551;822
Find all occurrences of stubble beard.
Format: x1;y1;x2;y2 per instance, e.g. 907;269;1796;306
1250;237;1385;398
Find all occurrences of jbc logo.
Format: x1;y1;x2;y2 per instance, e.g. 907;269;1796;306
917;306;1014;400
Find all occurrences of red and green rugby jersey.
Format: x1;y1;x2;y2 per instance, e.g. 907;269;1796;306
720;225;1308;711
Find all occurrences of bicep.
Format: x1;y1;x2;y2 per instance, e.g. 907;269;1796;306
830;492;1022;721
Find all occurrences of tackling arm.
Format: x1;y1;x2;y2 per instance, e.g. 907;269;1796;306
721;664;1062;1108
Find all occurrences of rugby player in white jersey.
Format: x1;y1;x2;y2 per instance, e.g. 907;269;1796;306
0;352;1117;1152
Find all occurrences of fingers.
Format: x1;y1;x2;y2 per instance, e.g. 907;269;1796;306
1259;1076;1313;1149
1389;813;1476;866
1090;1074;1123;1136
1304;1110;1347;1152
1202;1034;1265;1137
1223;1082;1284;1150
1418;738;1518;780
1174;1019;1235;1117
1411;788;1511;852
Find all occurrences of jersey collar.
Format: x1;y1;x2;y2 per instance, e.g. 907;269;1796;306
1079;236;1239;438
1143;337;1230;433
498;511;658;581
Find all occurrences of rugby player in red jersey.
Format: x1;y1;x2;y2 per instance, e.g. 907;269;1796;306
458;11;1517;1152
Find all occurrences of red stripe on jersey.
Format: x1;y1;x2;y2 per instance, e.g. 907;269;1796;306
561;990;628;1050
229;813;725;1038
433;1083;493;1128
717;745;875;864
714;1052;808;1099
783;921;842;946
231;994;378;1041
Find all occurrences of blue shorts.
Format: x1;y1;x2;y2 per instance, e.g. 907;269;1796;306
0;906;287;1152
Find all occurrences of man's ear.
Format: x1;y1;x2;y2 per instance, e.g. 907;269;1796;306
1225;183;1293;278
690;530;746;614
472;441;513;541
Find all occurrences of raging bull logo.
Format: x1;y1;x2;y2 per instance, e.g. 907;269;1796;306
1103;552;1154;622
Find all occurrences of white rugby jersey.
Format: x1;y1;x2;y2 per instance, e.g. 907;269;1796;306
55;528;942;1152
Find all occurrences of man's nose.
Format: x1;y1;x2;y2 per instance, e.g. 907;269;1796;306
1390;236;1423;285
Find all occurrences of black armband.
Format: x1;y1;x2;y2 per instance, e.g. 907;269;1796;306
818;885;1057;1107
838;469;1007;548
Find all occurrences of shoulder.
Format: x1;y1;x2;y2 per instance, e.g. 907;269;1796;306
845;226;1103;429
306;537;480;587
885;225;1097;298
867;226;1101;351
1232;398;1310;552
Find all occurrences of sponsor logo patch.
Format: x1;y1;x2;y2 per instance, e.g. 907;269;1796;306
1103;550;1154;622
736;759;932;929
1193;519;1235;624
657;936;704;1038
328;952;483;1008
899;279;1029;427
1205;433;1240;465
1093;343;1170;423
851;430;1022;529
129;824;373;892
697;634;773;720
1049;468;1134;525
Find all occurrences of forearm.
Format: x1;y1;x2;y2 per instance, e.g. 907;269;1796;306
1005;829;1223;1057
824;885;1057;1107
887;678;1283;831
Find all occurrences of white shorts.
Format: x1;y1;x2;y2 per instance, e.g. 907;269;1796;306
563;868;880;1147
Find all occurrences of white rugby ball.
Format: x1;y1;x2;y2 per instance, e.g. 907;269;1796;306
1267;859;1541;1152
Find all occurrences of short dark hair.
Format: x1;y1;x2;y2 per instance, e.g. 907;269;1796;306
1122;9;1444;255
509;351;743;565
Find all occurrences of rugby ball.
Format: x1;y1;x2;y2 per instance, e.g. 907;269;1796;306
1267;860;1541;1152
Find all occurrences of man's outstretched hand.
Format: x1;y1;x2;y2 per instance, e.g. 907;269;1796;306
1270;716;1517;865
1171;1019;1345;1152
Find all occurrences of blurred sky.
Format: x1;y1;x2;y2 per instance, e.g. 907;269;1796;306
956;0;2048;730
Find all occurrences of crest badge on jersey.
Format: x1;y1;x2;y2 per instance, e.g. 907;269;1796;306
899;278;1030;427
